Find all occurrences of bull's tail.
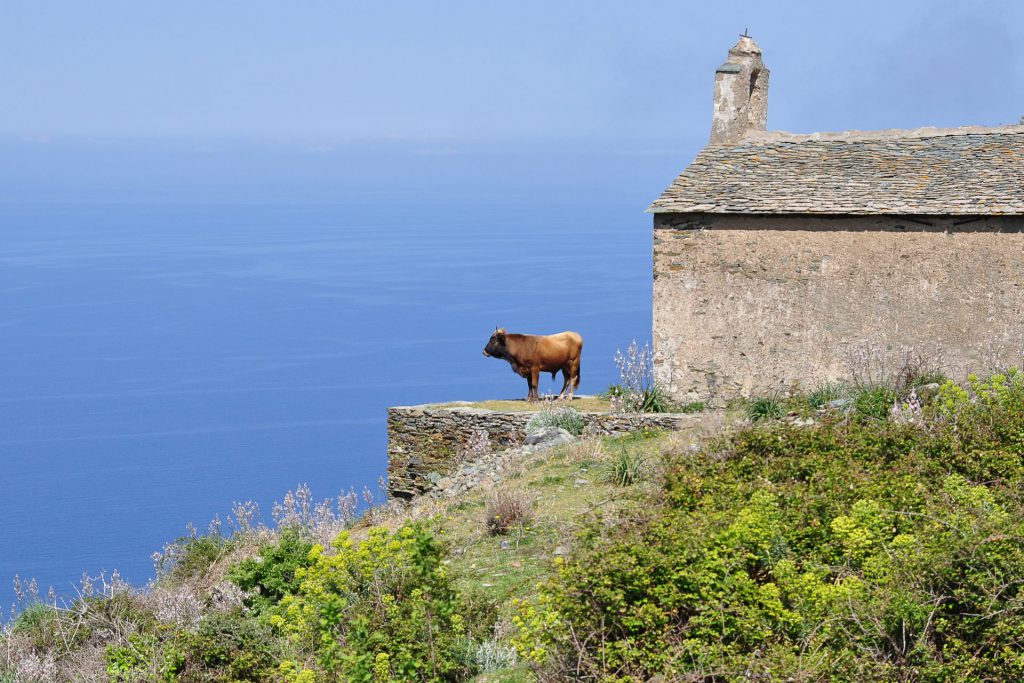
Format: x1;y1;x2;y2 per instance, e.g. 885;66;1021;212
574;368;581;388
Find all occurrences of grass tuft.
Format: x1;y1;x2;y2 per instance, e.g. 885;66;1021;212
746;394;785;422
525;407;585;436
853;385;897;420
806;382;849;408
485;489;534;536
605;448;646;486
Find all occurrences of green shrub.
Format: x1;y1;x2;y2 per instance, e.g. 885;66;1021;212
105;633;159;682
852;384;896;420
228;529;314;613
271;523;469;682
513;403;1024;681
525;407;585;436
166;610;283;682
9;603;59;647
746;393;784;422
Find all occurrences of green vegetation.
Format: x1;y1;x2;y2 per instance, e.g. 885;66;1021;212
851;383;897;420
433;397;611;413
167;611;282;681
485;489;535;536
678;400;706;414
514;369;1024;681
745;392;785;421
9;369;1024;682
601;382;676;413
156;532;234;583
227;529;314;614
604;447;646;486
806;381;849;408
603;339;678;413
272;524;469;682
524;406;585;436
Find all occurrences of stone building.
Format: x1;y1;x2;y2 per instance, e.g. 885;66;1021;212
650;35;1024;404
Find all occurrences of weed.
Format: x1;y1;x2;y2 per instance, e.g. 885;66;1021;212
485;489;534;536
470;637;519;673
271;483;361;546
599;383;625;398
453;499;486;512
462;429;491;460
893;348;948;393
611;340;675;413
8;603;56;637
563;437;604;464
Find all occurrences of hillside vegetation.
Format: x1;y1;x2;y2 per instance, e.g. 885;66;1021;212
6;369;1024;682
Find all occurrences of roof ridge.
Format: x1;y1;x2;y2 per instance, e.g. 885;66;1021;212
736;124;1024;145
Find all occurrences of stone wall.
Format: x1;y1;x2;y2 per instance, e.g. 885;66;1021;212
652;213;1024;404
387;404;697;499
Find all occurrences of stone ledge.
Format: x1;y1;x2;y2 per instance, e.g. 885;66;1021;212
386;402;704;499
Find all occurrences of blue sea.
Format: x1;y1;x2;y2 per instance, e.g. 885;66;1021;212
0;141;682;611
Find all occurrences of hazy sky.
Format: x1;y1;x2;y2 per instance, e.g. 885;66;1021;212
3;0;1022;142
1;1;1021;201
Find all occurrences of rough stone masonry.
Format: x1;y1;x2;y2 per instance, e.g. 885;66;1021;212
387;404;698;499
649;35;1024;405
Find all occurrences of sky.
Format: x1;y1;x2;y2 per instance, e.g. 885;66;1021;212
0;0;1021;201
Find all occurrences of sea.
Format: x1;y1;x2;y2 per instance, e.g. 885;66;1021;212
0;140;688;612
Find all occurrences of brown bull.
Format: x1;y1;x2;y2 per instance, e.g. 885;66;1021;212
482;327;582;401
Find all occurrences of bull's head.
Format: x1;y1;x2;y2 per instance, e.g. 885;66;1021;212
482;327;507;358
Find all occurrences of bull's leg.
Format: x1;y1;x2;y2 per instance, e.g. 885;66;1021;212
528;367;540;401
557;368;571;399
568;358;581;399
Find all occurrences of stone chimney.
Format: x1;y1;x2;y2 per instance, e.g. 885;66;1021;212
710;34;769;145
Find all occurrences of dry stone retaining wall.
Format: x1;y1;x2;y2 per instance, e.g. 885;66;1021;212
386;404;696;499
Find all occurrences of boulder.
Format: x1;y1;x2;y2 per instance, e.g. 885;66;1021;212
523;426;575;449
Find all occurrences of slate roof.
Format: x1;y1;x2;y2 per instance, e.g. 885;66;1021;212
649;125;1024;215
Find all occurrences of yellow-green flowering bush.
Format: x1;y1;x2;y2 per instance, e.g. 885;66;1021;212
272;522;468;682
